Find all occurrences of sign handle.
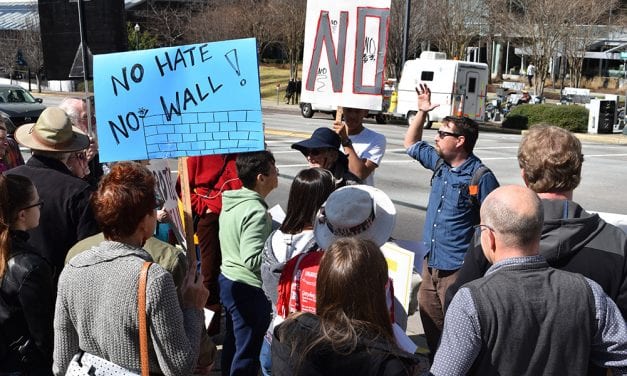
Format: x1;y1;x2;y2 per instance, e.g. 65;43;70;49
335;107;343;123
177;157;200;281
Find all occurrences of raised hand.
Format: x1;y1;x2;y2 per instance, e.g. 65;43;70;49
416;83;440;113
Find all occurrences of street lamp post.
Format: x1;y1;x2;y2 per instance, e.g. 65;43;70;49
134;23;140;50
401;0;411;68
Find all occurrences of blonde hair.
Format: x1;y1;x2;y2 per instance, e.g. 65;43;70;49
518;124;583;193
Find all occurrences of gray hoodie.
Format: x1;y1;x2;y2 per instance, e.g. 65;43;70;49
448;199;627;317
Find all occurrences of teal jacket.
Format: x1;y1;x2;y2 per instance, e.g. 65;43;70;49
219;187;272;288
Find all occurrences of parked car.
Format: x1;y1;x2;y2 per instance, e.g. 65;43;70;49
0;85;45;128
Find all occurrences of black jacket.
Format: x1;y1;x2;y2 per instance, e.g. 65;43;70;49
272;313;420;376
7;155;100;279
0;230;55;374
446;199;627;317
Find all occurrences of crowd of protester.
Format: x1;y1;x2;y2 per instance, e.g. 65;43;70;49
0;84;625;376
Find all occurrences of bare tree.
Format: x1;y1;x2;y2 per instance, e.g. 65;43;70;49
561;0;620;88
186;0;243;43
386;0;435;79
140;1;194;47
186;0;281;58
502;0;621;95
427;0;487;60
269;0;305;79
17;14;45;92
0;31;20;82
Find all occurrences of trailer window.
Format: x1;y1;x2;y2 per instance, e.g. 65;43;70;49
468;77;477;93
421;71;434;81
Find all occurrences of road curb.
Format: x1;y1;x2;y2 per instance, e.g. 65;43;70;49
520;130;627;145
265;128;311;138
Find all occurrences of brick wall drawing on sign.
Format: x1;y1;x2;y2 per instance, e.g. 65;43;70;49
142;109;264;158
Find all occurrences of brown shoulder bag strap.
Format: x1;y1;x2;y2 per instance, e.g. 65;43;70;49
139;261;152;376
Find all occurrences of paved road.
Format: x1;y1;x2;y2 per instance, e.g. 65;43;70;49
260;110;627;243
34;94;627;244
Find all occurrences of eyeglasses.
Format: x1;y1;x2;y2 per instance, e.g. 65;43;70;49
437;130;461;139
474;224;494;237
71;152;86;161
21;200;44;210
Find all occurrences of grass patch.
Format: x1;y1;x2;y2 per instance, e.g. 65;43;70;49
503;103;589;132
259;64;299;100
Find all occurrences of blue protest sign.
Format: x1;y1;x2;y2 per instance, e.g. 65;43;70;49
93;38;264;162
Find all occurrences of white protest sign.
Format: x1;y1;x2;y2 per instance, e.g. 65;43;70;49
146;159;186;250
301;0;391;111
381;241;415;313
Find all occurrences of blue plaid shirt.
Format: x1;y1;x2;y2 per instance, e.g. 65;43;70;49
407;141;499;270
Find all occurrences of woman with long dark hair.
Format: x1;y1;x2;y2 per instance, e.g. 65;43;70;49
272;238;421;375
0;174;55;375
259;167;335;375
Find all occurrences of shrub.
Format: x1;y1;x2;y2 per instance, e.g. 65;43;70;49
503;104;589;132
502;114;528;130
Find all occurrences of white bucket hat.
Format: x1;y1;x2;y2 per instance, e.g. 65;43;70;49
314;185;396;249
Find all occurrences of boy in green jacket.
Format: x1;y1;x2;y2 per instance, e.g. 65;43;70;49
218;150;278;376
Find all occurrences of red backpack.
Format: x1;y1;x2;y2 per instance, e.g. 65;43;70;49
276;250;395;322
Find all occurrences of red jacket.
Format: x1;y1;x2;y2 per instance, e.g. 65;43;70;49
176;154;242;216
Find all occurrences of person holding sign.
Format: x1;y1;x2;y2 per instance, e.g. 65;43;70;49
218;150;278;376
53;162;208;375
333;107;386;186
177;153;242;337
403;84;499;358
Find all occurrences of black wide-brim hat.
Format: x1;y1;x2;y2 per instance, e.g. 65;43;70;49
291;127;341;155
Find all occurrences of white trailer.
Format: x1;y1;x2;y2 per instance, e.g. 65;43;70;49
392;52;489;127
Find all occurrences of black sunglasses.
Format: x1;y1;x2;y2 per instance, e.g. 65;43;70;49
21;200;44;210
437;130;461;138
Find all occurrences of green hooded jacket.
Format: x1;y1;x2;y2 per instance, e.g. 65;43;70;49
219;187;272;288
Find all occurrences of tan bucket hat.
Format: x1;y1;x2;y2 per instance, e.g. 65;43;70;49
15;107;90;152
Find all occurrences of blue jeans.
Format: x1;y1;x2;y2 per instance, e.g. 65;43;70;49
259;335;272;376
219;274;271;376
